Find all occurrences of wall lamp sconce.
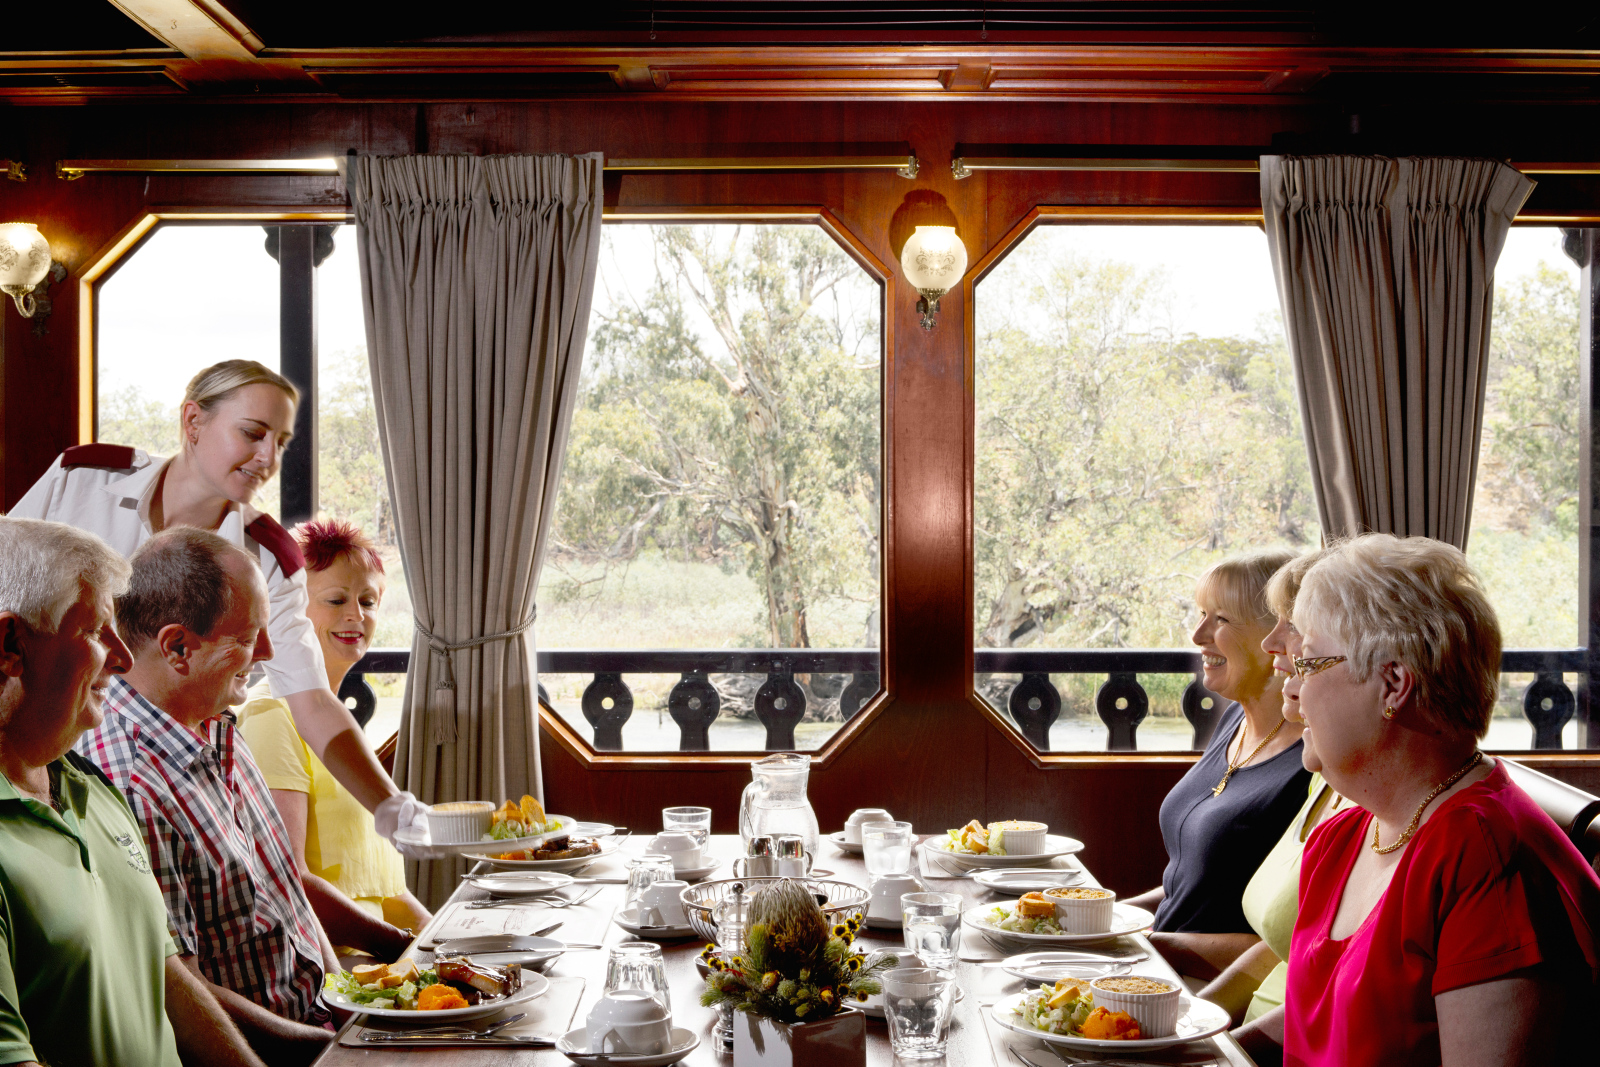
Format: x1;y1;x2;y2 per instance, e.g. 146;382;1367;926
0;223;54;318
899;225;967;331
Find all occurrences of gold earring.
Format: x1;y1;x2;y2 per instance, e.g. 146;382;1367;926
1382;706;1397;720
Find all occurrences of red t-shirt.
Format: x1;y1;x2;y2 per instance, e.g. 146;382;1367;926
1284;761;1600;1067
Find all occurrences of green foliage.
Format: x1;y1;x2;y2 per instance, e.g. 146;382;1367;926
550;226;881;649
973;242;1316;650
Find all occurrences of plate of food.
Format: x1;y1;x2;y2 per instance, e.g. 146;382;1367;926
322;957;548;1021
393;796;578;860
965;901;1154;946
923;820;1084;869
972;867;1087;895
991;982;1229;1052
464;834;617;872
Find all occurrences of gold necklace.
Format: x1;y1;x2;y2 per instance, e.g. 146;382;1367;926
1213;716;1286;797
1371;751;1483;855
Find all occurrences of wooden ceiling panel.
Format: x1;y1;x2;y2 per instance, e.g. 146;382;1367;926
650;65;957;94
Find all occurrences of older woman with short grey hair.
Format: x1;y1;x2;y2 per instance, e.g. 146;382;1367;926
1285;533;1600;1067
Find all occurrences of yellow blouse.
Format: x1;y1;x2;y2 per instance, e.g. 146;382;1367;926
236;683;407;903
1239;772;1351;1022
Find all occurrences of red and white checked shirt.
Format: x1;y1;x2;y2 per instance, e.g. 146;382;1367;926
76;678;329;1024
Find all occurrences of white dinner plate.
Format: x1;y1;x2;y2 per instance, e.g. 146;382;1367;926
324;969;549;1021
614;905;699;940
463;839;621;872
828;831;864;855
1000;952;1137;983
557;1025;699;1065
965;902;1154;946
973;867;1087;895
465;871;576;897
429;935;567;968
922;834;1085;869
991;989;1230;1052
393;814;578;861
571;821;617;838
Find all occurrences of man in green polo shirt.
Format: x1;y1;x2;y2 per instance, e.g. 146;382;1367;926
0;517;266;1067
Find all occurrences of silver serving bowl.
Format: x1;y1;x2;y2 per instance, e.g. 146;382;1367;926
679;877;871;945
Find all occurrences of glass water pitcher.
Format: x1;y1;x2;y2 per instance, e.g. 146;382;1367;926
738;753;820;859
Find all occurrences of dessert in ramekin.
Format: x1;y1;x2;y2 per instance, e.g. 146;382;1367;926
1044;885;1115;933
990;820;1048;855
1089;975;1181;1038
425;800;495;843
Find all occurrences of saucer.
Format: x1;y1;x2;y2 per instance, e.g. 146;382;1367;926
557;1026;699;1066
828;831;864;855
667;860;720;882
614;905;699;940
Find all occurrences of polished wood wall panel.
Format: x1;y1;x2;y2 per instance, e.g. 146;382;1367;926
6;94;1599;892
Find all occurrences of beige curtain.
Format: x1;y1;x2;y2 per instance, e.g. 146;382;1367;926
348;153;604;905
1260;155;1534;547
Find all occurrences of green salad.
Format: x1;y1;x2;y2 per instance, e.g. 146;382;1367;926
1013;982;1095;1035
325;968;439;1011
989;904;1064;935
486;817;561;841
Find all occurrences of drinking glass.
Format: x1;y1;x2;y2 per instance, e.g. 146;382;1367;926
880;966;958;1059
901;892;963;966
605;941;671;1012
625;854;676;910
863;820;914;878
662;806;712;847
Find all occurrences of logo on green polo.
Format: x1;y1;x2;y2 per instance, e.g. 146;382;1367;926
115;832;151;874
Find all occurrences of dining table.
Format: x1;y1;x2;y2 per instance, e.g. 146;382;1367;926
312;833;1257;1067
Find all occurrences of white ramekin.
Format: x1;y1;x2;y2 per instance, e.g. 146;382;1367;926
1045;886;1115;933
425;801;495;844
1089;974;1182;1038
991;820;1048;855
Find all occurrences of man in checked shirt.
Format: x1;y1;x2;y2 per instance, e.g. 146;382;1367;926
77;525;341;1066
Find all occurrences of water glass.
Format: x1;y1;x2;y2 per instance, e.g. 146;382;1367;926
662;806;712;846
901;892;963;966
605;941;671;1013
880;966;958;1059
863;820;914;878
625;854;676;910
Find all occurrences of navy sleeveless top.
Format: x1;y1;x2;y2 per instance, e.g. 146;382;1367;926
1152;701;1312;933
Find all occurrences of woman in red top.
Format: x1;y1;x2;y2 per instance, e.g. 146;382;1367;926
1285;534;1600;1067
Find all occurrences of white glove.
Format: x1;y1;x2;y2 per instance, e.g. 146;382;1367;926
375;790;425;843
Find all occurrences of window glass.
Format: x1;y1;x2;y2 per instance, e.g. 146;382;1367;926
973;224;1316;751
314;225;409;744
97;225;281;514
538;224;884;752
1468;227;1582;750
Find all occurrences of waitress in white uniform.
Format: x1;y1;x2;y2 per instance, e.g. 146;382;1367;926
10;359;423;844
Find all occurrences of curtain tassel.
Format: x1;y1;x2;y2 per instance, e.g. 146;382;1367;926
415;611;537;745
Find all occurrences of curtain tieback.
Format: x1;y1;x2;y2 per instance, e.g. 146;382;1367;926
414;611;537;691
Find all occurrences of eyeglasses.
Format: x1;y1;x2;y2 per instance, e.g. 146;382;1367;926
1292;654;1347;679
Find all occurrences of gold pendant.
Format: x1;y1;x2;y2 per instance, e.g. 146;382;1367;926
1212;775;1230;797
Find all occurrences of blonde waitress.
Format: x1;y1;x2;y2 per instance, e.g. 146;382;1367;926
9;360;423;843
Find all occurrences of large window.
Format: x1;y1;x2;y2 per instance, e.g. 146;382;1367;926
536;223;884;752
97;221;406;744
973;223;1310;752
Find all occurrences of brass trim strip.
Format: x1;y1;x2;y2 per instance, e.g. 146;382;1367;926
56;154;921;179
952;156;1600;178
58;158;341;179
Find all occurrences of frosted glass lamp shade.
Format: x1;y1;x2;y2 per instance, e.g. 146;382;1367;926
898;225;967;330
0;223;52;318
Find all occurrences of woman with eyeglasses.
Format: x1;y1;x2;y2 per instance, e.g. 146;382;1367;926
1283;534;1600;1066
1124;549;1312;979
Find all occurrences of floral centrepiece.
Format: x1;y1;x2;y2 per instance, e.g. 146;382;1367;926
700;878;894;1024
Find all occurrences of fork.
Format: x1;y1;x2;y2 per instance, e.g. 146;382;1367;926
362;1012;528;1041
467;887;600;911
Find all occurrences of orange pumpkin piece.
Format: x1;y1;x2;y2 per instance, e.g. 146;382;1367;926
416;984;469;1011
1078;1007;1142;1041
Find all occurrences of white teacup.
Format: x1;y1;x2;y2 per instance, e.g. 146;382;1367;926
844;808;894;845
641;879;689;926
649;831;702;871
587;990;671;1056
868;873;923;921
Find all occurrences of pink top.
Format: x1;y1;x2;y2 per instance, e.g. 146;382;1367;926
1285;761;1600;1067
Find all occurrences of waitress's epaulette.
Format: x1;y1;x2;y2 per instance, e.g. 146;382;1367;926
61;443;137;470
245;514;305;578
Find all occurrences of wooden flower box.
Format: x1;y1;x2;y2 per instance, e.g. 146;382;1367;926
733;1006;866;1067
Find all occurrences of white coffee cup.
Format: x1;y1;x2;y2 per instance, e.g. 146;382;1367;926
641;879;689;926
844;808;894;845
868;873;923;921
587;990;671;1056
649;831;702;871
